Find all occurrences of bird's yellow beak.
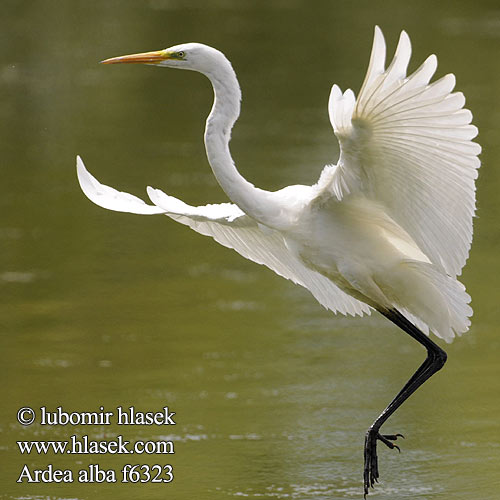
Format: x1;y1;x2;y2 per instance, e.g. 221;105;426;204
101;50;169;65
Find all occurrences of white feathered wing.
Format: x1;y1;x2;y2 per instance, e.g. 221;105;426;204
320;27;478;340
325;26;479;277
77;156;371;317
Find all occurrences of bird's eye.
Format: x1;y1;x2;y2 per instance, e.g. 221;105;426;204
176;51;185;59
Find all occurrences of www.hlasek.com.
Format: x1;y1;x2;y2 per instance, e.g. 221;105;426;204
16;405;176;484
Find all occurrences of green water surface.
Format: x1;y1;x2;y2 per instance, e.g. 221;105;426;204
1;1;499;499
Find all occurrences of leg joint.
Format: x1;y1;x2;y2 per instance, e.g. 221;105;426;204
430;346;447;370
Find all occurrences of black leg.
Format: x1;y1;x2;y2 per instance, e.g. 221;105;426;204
363;309;447;497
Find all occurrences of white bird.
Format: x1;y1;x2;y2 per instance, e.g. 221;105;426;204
77;27;479;495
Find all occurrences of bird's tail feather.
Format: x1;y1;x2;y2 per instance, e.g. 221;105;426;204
390;260;472;343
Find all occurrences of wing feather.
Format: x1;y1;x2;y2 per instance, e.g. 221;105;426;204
77;156;165;215
77;157;371;317
325;27;480;277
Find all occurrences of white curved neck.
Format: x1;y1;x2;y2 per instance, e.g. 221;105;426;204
203;60;283;227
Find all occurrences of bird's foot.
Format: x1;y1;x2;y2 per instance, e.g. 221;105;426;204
363;429;404;497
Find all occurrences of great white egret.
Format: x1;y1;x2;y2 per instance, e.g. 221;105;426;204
77;27;479;495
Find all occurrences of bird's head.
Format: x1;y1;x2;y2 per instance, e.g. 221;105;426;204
101;42;228;77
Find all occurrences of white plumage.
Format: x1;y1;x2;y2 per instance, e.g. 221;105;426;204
77;27;478;342
329;29;478;280
78;158;371;317
77;28;480;494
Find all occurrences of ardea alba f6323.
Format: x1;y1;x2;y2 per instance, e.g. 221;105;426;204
77;27;479;495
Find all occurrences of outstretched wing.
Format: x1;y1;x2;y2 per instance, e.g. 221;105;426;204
77;156;371;317
323;27;480;277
